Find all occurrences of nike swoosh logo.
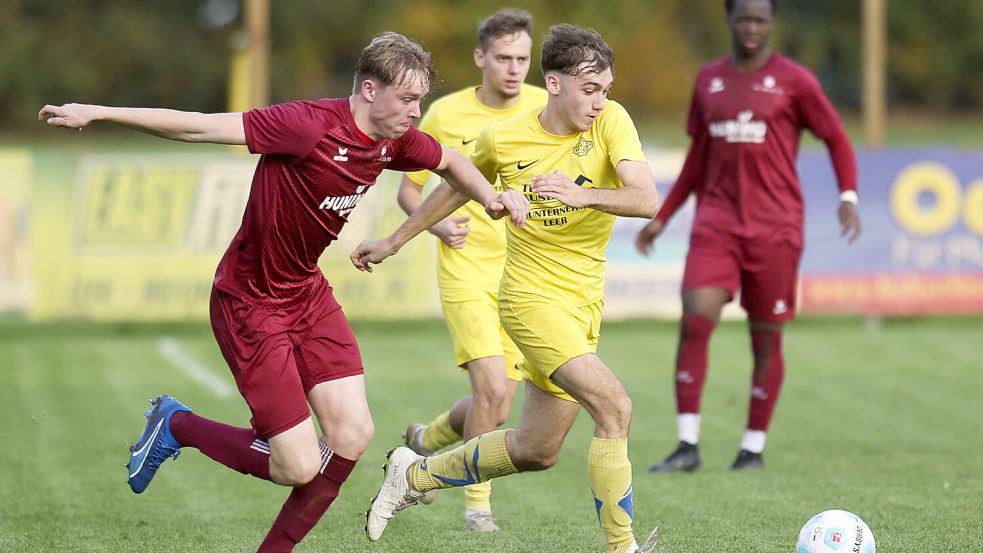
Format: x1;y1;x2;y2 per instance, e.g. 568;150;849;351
128;419;165;477
462;137;478;145
517;160;540;170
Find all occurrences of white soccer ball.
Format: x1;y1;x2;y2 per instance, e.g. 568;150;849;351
796;510;876;553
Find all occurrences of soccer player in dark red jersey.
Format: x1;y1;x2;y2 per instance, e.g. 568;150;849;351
39;32;527;552
636;0;862;472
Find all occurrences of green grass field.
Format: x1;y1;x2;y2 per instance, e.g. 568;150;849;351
1;317;981;552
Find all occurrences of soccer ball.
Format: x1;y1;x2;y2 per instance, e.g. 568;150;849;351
796;510;876;553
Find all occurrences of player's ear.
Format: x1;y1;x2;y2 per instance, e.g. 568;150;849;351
360;79;377;102
473;47;485;69
545;73;561;95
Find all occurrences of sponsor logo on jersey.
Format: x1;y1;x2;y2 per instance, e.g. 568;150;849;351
517;159;540;170
709;77;725;93
462;136;478;145
709;110;767;144
319;185;368;217
375;145;392;162
333;147;349;162
573;137;593;157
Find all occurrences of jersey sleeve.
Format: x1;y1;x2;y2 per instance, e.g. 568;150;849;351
685;77;704;139
795;69;845;140
404;106;441;186
242;101;324;159
469;123;500;184
387;126;443;173
655;134;706;224
600;102;646;169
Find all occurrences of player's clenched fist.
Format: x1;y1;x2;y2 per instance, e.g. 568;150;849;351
350;238;399;273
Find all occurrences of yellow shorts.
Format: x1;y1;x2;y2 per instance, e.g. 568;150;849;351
499;295;602;403
441;287;522;381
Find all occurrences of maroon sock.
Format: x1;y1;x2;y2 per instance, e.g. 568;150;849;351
748;329;785;431
169;411;271;481
257;443;357;553
675;314;716;414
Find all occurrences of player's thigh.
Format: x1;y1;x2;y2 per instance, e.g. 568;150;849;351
740;241;803;322
307;374;374;459
510;382;582;467
682;230;742;309
209;287;313;441
441;287;511;370
500;297;597;403
550;353;630;425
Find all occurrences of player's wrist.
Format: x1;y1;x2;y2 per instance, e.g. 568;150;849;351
839;190;858;205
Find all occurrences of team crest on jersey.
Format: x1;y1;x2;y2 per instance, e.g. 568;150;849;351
753;75;785;95
709;77;725;93
709;110;767;144
573;137;593;157
319;185;368;217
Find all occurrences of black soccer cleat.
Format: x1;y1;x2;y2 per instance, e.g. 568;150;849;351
648;441;702;473
729;449;764;471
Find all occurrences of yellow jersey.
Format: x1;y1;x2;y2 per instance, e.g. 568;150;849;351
406;84;548;292
471;100;646;306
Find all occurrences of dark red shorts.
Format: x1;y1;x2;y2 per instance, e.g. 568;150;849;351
682;230;803;323
209;280;364;439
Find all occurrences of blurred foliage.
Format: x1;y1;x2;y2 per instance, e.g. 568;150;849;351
5;0;983;133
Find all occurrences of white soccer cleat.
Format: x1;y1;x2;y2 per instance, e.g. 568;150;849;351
365;447;426;542
629;527;659;553
465;509;501;533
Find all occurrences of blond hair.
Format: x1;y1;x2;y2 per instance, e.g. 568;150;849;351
354;32;437;91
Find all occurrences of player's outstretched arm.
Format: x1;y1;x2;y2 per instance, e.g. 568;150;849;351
351;181;472;272
38;103;246;145
397;175;471;249
434;147;527;228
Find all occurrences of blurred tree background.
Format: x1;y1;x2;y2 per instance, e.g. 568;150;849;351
4;0;982;135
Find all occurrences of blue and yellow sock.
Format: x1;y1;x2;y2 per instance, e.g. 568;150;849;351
409;429;515;492
589;437;636;553
422;410;461;452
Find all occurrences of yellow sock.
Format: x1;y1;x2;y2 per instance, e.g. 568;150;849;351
588;437;635;553
422;410;461;452
464;481;492;511
409;429;516;492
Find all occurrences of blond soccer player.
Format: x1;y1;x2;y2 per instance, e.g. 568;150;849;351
353;24;661;553
395;8;548;533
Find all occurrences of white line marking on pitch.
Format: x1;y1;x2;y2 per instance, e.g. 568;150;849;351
157;337;234;398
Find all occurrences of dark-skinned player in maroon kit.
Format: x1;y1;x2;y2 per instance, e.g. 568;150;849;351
636;0;862;472
39;32;527;552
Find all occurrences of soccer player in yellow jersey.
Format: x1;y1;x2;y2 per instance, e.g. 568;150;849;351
353;24;661;553
395;9;548;533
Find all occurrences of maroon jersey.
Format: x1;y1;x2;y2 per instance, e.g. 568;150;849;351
215;98;442;306
659;54;854;248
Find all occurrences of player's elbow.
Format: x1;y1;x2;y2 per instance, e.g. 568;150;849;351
640;189;661;218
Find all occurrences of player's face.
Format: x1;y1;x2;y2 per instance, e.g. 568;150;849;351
475;31;533;100
729;0;773;59
552;67;614;133
369;71;430;139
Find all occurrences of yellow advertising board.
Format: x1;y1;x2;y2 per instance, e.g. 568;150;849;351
30;153;439;320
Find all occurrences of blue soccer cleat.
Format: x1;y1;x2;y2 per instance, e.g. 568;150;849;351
126;395;191;494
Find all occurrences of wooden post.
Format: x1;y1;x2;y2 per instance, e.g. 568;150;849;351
862;0;886;148
246;0;270;109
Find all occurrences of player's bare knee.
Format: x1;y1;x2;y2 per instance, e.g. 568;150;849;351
473;381;508;412
279;454;321;486
510;436;560;471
